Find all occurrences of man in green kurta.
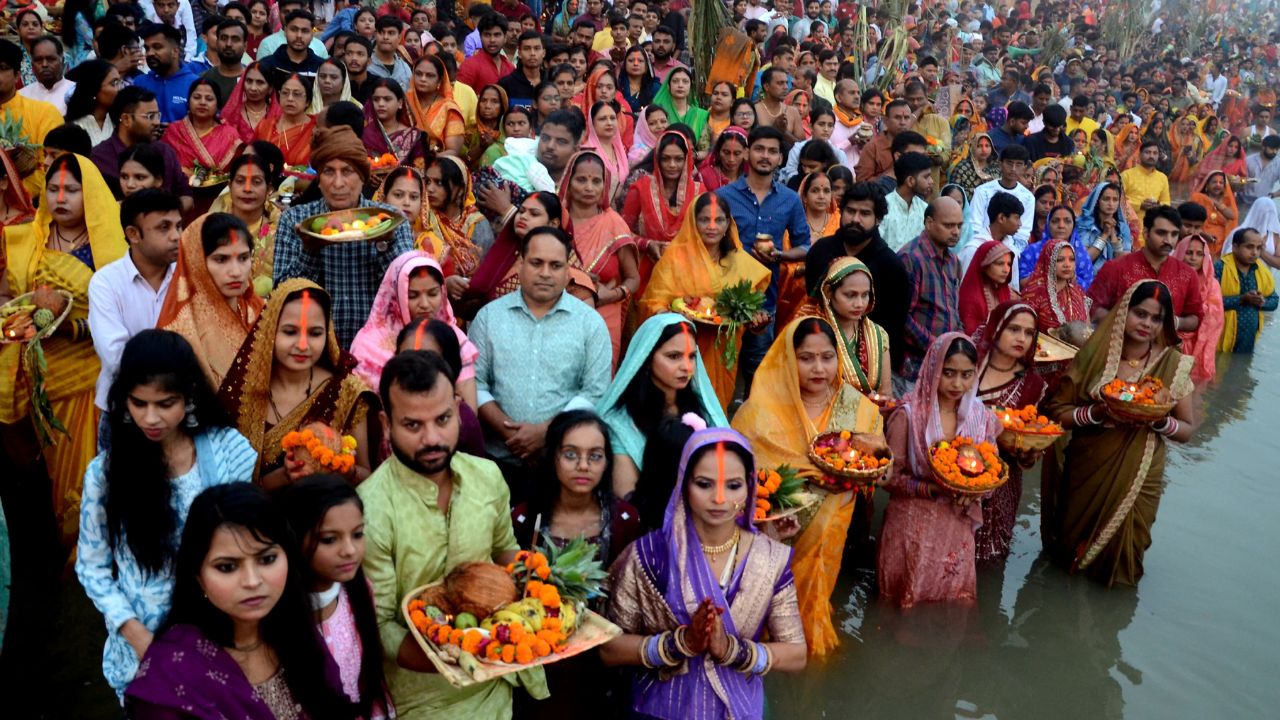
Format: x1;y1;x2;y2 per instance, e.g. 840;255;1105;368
359;351;547;719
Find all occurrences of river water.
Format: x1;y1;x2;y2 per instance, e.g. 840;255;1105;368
7;317;1279;719
768;327;1280;719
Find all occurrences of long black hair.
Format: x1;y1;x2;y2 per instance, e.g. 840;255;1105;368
165;483;357;719
104;329;229;575
395;318;463;380
634;416;694;531
619;320;703;439
274;475;384;719
525;410;619;557
64;59;114;123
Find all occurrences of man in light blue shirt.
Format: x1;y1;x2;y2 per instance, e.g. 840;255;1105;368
716;125;810;393
469;226;612;500
255;0;330;61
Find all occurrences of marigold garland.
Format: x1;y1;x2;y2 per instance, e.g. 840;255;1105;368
281;425;358;474
929;437;1006;493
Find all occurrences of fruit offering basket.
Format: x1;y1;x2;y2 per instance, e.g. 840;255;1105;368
995;405;1064;453
1101;377;1175;423
1;288;74;345
929;438;1008;496
807;430;893;491
753;465;821;526
671;295;721;324
402;540;620;688
1034;333;1078;364
295;208;405;247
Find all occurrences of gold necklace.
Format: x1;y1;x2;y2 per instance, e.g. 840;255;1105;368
701;528;740;556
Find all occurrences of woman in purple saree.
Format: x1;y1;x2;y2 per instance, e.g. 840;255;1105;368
602;427;807;720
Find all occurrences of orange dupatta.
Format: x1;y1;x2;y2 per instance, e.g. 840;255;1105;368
156;215;265;388
406;59;466;151
1188;171;1238;257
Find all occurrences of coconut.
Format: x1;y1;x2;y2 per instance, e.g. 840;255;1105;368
290;421;344;475
417;584;454;615
32;286;67;316
444;562;518;620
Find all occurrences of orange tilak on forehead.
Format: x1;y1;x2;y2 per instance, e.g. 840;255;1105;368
297;290;312;351
244;170;253;193
56;165;67;202
413;321;427;350
715;442;727;504
680;321;693;356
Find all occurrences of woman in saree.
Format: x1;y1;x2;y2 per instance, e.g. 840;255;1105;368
350;251;478;407
641;193;770;411
254;73;316;168
156;213;265;389
161;78;243;177
731;317;883;656
619;46;659;116
309;58;359;115
1172;234;1224;386
0;154;126;541
946;132;998;197
1188;170;1239;257
878;332;1001;607
1021;239;1092;334
208;153;282;299
651;68;710;149
1020;204;1096;289
697;125;748;193
597;313;730;501
405;54;466;156
422;156;492;296
1041;280;1196;587
1027;185;1058;244
601;427;807;718
223;62;280;144
622;130;705;271
1192;134;1249;193
551;0;582;40
560;150;641;367
1168;113;1205;197
972;302;1047;563
629;105;669;169
587;100;630;205
958;239;1017;335
575;68;636;145
694;80;730;145
1077;129;1116;188
817;257;892;398
218;279;380;489
1076;180;1135;273
459;191;562;310
462;84;507;167
1114;123;1142;171
362;78;429;175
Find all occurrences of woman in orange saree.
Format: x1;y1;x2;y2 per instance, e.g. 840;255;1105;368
405;54;465;156
1167;112;1204;198
1114;124;1142;171
639;192;770;411
1188;170;1239;257
253;73;316;168
559;150;640;368
156;213;265;389
160;79;244;177
731;316;884;656
1;154;126;542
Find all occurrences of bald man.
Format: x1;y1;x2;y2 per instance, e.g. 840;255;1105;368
895;196;964;389
830;78;863;170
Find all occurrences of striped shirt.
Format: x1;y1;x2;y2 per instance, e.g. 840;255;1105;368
898;232;962;377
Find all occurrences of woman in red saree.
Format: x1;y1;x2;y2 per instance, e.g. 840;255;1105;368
405;54;465;156
422;156;492;298
1021;239;1091;333
572;67;635;148
697;125;748;192
254;73;316;168
1192;133;1249;193
223;62;279;144
161;78;243;177
559;150;640;368
958;239;1016;335
620;130;704;288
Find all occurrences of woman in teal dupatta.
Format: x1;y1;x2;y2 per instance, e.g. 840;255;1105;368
596;313;729;502
651;68;709;147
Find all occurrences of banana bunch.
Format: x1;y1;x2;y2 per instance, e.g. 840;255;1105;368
483;597;546;632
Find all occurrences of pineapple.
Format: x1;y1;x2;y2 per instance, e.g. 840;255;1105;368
541;533;608;604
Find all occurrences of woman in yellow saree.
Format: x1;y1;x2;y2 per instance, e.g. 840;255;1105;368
405;54;466;156
731;316;883;657
639;192;770;411
0;154;126;540
1041;280;1196;587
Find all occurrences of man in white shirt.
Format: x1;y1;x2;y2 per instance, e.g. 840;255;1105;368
880;152;934;251
88;190;182;439
140;0;200;63
17;35;75;114
965;145;1035;289
1204;64;1229;109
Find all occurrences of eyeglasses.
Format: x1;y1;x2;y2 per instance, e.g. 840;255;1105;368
558;449;607;466
131;111;161;121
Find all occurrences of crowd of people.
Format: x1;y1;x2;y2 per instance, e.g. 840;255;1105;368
1;0;1279;717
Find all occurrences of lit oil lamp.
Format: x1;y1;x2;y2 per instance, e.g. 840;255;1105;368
955;445;985;475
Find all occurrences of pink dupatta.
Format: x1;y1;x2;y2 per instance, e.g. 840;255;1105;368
349;251;477;390
1172;235;1224;385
